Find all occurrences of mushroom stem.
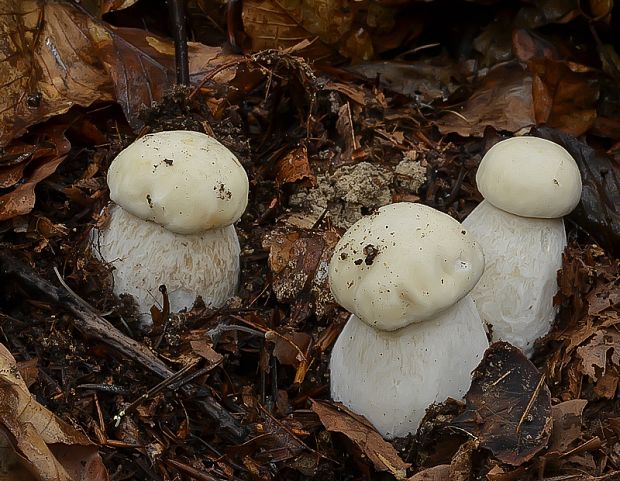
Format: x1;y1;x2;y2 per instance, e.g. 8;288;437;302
93;205;240;321
463;200;566;356
330;295;488;439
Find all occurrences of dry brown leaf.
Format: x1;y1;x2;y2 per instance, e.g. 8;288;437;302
189;339;224;366
0;126;70;221
262;228;339;321
576;329;620;381
0;1;115;146
275;145;316;187
529;59;599;136
241;0;395;62
347;58;462;102
451;343;552;466
435;62;535;137
547;399;588;453
311;400;410;479
0;343;107;481
407;464;450;481
272;331;311;368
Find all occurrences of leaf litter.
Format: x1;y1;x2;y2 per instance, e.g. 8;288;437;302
0;0;619;480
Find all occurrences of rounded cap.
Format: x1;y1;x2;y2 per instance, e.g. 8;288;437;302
476;137;582;218
107;130;249;234
328;203;484;331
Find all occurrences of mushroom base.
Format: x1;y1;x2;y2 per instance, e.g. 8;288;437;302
329;296;488;439
462;200;566;356
92;205;240;323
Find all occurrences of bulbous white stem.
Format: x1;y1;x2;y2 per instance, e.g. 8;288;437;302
92;205;240;323
329;296;488;439
462;200;566;356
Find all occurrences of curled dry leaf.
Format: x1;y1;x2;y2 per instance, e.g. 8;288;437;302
451;342;552;466
0;343;107;481
0;126;71;222
435;62;535;137
0;1;115;146
275;145;316;187
311;400;410;479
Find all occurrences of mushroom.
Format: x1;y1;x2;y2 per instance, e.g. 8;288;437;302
92;130;249;322
462;136;582;356
328;202;488;438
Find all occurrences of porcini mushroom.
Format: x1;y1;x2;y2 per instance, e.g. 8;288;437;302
328;202;488;438
92;130;249;322
463;136;582;356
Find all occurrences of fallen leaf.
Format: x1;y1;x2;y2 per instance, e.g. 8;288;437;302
0;126;71;221
451;342;552;466
0;1;115;146
407;464;450;481
529;59;599;136
311;400;410;478
0;343;107;481
576;329;620;381
347;57;462;102
547;399;588;453
189;339;224;366
275;145;316;187
512;28;558;63
435;62;535;137
272;331;311;368
241;0;395;62
262;228;339;321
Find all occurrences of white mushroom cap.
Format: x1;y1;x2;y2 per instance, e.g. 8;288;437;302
107;130;249;235
328;202;484;330
476;137;582;219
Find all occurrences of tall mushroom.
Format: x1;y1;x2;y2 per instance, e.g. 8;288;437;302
463;136;582;356
92;130;249;322
328;202;488;439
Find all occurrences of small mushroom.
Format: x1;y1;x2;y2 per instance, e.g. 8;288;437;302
328;202;488;439
92;130;249;322
463;136;582;356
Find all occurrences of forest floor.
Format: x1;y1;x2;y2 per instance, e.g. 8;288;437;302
0;1;619;480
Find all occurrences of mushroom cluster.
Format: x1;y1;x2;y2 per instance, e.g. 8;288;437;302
463;136;582;356
92;130;249;322
328;202;488;438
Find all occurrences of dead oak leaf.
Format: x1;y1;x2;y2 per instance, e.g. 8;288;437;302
576;328;620;381
0;343;107;481
0;0;115;147
547;399;588;454
311;400;410;479
450;342;552;466
0;125;70;221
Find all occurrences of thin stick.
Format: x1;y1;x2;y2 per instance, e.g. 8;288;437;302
0;250;247;442
168;0;190;85
516;373;546;433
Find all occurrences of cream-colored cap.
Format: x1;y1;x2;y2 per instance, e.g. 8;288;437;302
476;137;582;218
328;203;484;331
107;130;249;234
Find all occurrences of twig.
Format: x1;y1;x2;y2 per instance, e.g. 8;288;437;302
113;361;198;426
168;0;190;85
516;373;546;433
0;250;248;442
